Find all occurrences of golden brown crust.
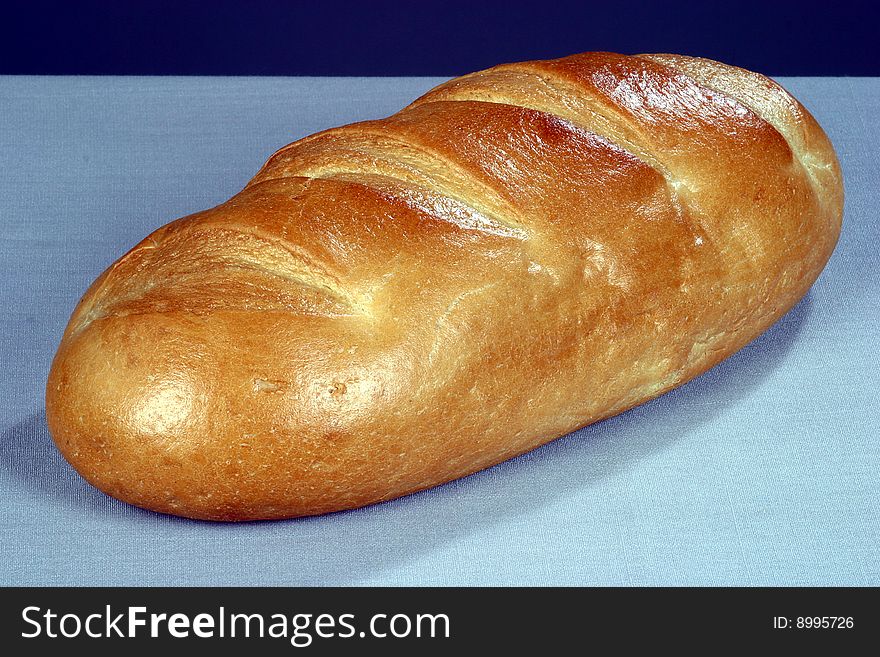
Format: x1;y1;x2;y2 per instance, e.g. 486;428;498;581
46;52;843;520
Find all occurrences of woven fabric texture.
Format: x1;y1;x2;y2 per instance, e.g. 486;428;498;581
1;75;877;586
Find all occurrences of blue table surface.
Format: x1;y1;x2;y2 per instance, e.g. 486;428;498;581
1;76;877;586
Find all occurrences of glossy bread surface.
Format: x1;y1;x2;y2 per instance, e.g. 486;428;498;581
46;53;843;520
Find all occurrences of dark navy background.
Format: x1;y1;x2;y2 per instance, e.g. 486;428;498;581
1;1;876;76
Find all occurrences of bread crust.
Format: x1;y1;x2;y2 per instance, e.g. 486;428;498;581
46;52;843;520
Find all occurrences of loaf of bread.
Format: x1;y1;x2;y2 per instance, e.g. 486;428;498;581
46;52;843;521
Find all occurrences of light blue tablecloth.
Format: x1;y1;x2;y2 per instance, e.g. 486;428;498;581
1;76;877;586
